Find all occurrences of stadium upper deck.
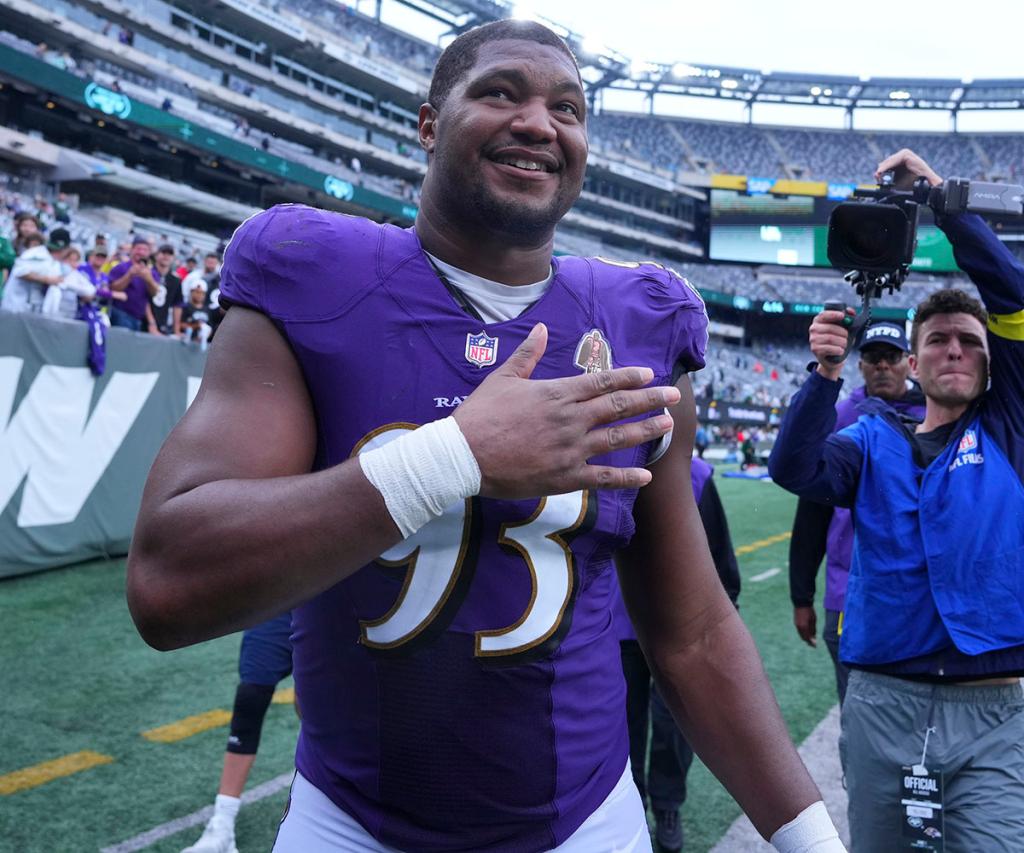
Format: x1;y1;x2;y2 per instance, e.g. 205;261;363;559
1;0;1020;317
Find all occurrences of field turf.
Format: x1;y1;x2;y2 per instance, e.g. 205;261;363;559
0;471;838;853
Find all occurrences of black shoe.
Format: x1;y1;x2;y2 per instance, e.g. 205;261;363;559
654;807;683;852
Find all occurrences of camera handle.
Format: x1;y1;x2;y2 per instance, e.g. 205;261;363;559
823;288;873;365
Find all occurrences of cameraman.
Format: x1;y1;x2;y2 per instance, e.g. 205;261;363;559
769;149;1024;851
788;322;925;705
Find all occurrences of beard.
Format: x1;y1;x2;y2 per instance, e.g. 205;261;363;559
432;149;577;244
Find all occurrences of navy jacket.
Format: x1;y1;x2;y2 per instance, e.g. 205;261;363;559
770;212;1024;674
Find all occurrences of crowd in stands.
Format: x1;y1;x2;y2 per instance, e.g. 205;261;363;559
0;187;225;356
589;113;1024;184
26;0;1024;202
0;182;889;410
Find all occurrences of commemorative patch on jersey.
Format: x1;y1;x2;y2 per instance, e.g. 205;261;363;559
465;331;498;367
574;329;613;374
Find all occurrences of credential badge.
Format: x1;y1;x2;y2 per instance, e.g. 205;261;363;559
465;331;498;368
574;329;613;374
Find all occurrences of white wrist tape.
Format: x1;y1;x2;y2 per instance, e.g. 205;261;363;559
771;801;845;853
359;417;481;539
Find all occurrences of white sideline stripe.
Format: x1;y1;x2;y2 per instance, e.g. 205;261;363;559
99;772;293;853
750;568;781;582
709;704;850;852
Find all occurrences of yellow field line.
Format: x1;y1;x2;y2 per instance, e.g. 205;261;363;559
735;530;791;556
142;709;232;743
272;687;295;705
0;750;114;795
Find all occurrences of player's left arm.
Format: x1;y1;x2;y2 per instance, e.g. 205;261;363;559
617;375;825;841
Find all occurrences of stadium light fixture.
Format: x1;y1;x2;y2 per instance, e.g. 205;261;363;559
721;79;738;89
673;62;698;79
824;88;832;96
810;86;822;96
889;90;911;100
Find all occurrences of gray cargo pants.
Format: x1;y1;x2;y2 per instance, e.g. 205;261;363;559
839;670;1024;852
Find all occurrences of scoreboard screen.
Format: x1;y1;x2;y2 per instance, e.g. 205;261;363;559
708;190;960;272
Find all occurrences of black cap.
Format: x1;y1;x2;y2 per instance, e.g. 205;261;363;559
47;227;72;251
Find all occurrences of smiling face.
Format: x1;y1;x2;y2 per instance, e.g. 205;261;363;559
418;38;587;243
909;313;989;409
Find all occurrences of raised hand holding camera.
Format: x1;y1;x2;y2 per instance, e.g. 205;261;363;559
809;305;854;380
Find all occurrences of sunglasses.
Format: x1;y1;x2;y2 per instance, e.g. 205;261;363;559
861;349;906;366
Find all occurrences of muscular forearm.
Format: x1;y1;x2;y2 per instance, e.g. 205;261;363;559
127;460;402;650
647;608;821;839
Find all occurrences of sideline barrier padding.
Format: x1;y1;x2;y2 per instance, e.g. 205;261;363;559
0;311;206;578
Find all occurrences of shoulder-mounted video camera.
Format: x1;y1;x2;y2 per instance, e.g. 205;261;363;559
821;172;1023;364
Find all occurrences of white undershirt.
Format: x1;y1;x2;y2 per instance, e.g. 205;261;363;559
425;252;673;464
425;252;552;324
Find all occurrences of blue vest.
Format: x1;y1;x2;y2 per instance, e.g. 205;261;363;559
840;409;1024;665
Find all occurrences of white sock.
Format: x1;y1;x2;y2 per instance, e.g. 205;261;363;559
213;793;240;824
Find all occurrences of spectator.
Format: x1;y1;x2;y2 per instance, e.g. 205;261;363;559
107;237;160;331
12;212;41;255
1;232;60;314
176;255;197;282
769;149;1024;850
694;423;709;459
147;243;184;337
787;323;926;705
53;192;71;225
180;278;212;349
42;240;98;319
80;246;110;290
103;242;131;274
0;228;14;290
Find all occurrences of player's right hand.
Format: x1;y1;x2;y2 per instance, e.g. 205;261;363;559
453;323;679;499
793;606;817;648
809;308;853;379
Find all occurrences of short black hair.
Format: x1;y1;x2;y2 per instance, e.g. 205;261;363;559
428;19;580;112
910;288;988;352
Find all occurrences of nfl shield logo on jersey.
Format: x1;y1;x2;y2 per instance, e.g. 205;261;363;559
958;430;977;453
465;331;498;368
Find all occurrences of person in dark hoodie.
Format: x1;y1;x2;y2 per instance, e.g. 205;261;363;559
788;322;925;704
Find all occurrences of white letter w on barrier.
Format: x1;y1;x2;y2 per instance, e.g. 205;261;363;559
0;358;158;527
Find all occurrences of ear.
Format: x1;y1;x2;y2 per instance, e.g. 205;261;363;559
908;353;919;380
418;103;438;155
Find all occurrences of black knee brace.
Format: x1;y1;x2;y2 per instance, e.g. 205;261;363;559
226;682;276;754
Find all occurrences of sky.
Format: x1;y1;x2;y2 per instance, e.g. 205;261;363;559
366;0;1024;131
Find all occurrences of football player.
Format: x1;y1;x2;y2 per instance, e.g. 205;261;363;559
129;20;842;853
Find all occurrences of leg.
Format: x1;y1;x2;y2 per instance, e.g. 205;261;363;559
841;671;928;852
937;683;1024;853
620;640;651;804
647;686;692;852
822;609;850;706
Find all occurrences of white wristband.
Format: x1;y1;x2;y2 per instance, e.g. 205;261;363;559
770;801;845;853
359;417;481;539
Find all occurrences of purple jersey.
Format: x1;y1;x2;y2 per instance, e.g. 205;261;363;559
107;260;151;320
220;205;708;852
